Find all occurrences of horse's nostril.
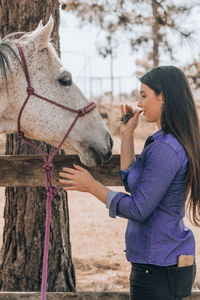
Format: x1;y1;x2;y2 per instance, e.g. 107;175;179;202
108;134;113;149
89;146;112;165
89;147;102;166
104;151;112;161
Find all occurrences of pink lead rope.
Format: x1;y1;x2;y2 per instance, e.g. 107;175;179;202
16;44;96;300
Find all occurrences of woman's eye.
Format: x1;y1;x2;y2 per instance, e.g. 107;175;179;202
59;77;72;86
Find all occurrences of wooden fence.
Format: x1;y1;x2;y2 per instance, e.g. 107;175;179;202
0;154;121;187
0;154;199;299
0;291;200;299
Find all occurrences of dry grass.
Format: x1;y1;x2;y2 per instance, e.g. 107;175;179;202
0;103;200;291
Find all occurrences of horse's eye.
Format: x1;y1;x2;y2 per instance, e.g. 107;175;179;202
59;76;72;86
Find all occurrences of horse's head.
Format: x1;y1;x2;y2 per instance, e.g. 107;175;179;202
0;16;113;167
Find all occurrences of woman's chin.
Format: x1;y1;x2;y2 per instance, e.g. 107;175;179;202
144;116;156;123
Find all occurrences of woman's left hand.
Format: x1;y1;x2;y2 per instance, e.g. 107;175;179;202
120;104;141;136
58;164;95;192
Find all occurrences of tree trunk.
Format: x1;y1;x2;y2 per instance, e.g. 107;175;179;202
0;0;76;292
151;0;160;67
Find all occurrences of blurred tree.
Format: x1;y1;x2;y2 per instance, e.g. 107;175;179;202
0;0;75;292
61;0;198;67
183;58;200;90
135;53;153;77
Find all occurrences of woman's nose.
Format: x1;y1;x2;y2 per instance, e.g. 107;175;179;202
137;98;143;108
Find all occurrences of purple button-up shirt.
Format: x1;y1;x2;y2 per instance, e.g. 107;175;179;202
106;129;195;266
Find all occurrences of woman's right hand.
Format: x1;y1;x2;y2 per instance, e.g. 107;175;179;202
120;104;141;136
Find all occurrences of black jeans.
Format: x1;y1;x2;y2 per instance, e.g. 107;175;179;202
130;262;196;300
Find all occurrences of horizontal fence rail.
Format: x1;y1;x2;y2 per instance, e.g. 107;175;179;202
0;292;199;300
0;155;122;187
0;292;129;300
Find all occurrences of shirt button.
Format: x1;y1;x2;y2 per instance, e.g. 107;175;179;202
146;270;149;273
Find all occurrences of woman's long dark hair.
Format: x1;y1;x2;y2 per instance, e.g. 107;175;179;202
139;66;200;226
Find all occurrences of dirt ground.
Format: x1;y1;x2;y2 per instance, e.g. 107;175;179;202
0;101;200;292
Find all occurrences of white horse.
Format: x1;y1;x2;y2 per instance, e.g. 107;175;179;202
0;16;113;166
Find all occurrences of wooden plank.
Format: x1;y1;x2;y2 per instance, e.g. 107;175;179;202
0;155;122;187
0;292;198;300
0;292;129;300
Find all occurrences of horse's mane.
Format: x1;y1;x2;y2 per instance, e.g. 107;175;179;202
0;30;43;81
0;43;19;81
0;30;56;82
0;32;26;81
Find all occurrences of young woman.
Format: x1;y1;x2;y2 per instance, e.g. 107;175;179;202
59;66;200;300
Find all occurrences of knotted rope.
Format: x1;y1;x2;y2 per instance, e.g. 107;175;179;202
16;44;96;300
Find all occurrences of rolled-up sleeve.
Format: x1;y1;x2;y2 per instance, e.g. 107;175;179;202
106;190;118;209
109;142;181;222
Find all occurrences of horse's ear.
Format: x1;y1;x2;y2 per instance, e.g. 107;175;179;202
32;15;54;50
34;20;44;34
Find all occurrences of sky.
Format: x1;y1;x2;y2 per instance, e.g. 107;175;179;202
59;4;200;98
59;9;140;97
59;11;136;78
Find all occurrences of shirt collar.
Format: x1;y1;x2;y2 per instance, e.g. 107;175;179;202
152;129;164;141
144;129;164;149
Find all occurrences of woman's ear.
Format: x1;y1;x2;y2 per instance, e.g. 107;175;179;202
162;93;165;104
158;92;164;104
159;92;164;104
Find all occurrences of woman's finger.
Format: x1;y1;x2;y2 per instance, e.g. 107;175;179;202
59;172;74;179
121;105;125;116
62;186;75;191
58;179;74;185
73;164;85;171
127;105;134;112
125;104;133;113
134;110;140;117
62;167;77;174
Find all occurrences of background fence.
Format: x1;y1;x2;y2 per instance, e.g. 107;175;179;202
73;76;137;101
